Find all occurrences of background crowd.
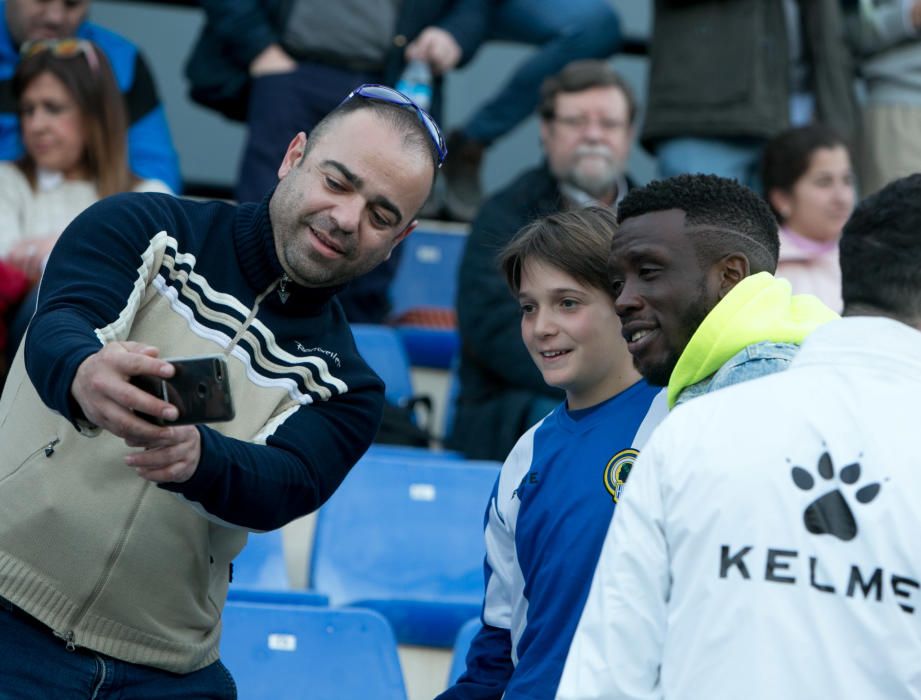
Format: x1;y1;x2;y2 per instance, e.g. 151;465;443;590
0;0;918;698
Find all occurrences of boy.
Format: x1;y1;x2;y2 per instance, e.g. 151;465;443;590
437;206;667;699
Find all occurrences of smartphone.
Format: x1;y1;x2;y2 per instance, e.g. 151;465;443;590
131;354;235;426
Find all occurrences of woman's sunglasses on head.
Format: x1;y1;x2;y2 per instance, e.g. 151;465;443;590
20;38;99;73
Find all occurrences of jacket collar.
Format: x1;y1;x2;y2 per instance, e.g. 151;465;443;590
667;272;838;407
794;317;921;376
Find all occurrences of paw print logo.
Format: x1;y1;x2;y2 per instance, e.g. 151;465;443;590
791;452;881;542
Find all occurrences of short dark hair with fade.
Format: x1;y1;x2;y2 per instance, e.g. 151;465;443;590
617;173;780;274
539;59;637;125
501;206;619;298
840;173;921;320
761;124;849;222
305;93;440;175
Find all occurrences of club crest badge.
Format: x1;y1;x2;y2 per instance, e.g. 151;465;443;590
604;448;639;503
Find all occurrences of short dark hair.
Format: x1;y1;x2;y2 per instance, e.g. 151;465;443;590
539;59;637;125
840;174;921;320
306;93;440;174
761;124;849;221
617;174;780;274
501;206;619;298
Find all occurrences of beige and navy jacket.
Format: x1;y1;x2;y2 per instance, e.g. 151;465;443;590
0;191;383;672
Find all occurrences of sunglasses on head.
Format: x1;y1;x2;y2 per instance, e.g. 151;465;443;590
20;38;99;73
341;84;447;167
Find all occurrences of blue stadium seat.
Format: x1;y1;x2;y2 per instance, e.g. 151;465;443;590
448;617;483;684
388;226;467;369
226;588;329;606
231;530;288;590
221;602;407;700
351;323;414;406
395;326;459;370
366;443;463;461
309;453;500;647
389;226;467;315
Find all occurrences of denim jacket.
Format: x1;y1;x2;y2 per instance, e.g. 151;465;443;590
674;341;799;407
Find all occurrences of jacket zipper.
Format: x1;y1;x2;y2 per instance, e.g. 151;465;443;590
225;275;285;353
0;438;60;488
55;481;152;651
43;438;60;457
277;273;290;304
50;276;286;650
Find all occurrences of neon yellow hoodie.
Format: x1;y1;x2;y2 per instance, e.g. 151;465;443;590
667;272;839;408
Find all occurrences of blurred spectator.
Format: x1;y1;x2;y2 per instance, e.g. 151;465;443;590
432;0;624;221
185;0;487;323
0;0;181;192
643;0;859;189
845;0;921;194
0;39;171;364
762;124;856;311
186;0;488;203
448;60;637;461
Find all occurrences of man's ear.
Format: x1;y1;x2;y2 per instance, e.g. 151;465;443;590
384;220;417;261
715;253;750;299
277;132;308;180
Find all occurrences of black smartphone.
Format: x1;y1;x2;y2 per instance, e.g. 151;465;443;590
131;354;235;426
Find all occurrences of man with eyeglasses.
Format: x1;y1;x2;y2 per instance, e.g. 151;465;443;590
448;59;638;462
0;0;181;192
0;87;440;697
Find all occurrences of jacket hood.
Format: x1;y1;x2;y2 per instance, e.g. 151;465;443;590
667;272;838;407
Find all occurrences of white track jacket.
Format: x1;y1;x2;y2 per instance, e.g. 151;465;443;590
557;317;921;699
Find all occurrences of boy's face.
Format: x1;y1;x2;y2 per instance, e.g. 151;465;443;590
518;258;635;410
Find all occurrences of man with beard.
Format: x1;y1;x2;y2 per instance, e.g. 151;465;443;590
556;178;921;700
449;60;636;460
553;175;838;700
605;174;837;409
0;86;440;696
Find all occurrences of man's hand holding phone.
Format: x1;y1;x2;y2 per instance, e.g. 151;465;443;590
72;341;179;439
70;342;201;483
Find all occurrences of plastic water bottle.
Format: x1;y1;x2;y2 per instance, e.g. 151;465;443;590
396;59;433;112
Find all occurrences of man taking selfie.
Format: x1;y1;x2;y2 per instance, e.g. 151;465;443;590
0;85;442;697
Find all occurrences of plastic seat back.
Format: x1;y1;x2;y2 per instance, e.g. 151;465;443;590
448;617;483;684
221;602;407;699
231;530;288;590
310;453;499;646
351;323;414;405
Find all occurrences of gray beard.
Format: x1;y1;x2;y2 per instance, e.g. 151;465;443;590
567;168;621;201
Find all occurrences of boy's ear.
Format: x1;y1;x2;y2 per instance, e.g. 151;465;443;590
715;253;750;299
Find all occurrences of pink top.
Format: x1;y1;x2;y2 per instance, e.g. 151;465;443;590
776;227;842;312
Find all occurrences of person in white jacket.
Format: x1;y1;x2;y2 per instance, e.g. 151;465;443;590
556;173;921;699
